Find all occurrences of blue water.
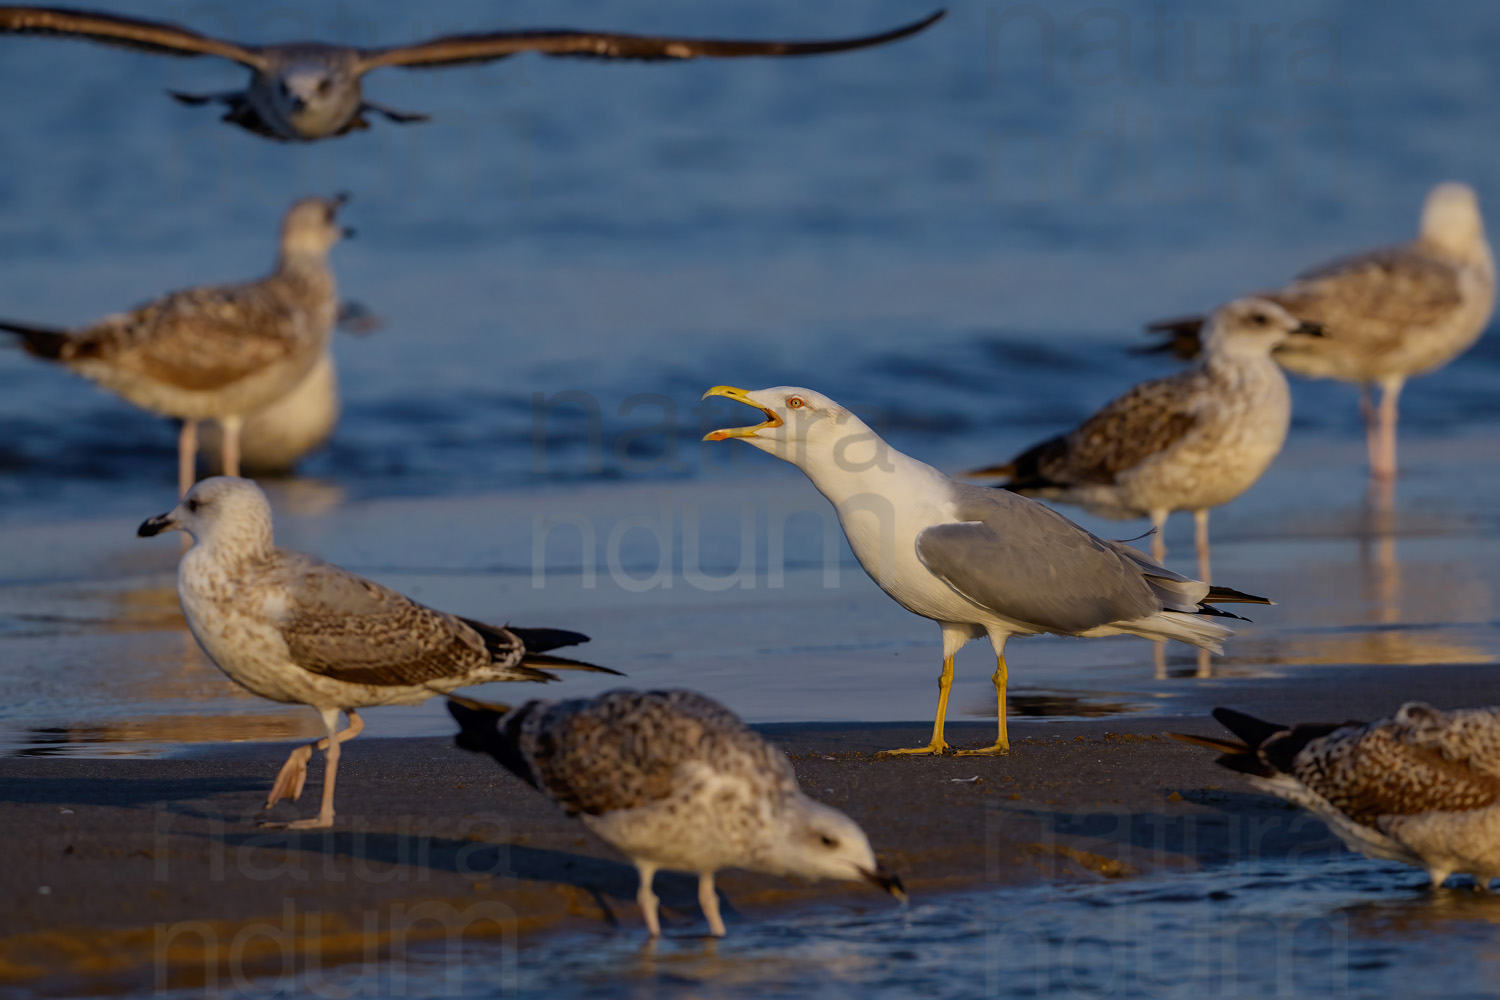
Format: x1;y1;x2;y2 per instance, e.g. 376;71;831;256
3;0;1500;521
144;857;1500;999
7;1;1500;996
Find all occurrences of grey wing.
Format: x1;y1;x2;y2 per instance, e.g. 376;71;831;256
916;488;1165;633
0;6;262;65
268;553;546;687
526;690;795;816
355;10;943;70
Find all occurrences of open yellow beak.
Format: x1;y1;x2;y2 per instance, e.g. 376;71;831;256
702;386;783;442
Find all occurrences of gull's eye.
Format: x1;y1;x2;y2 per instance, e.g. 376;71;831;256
185;498;200;513
317;78;333;96
820;834;839;848
1250;312;1269;326
787;396;806;410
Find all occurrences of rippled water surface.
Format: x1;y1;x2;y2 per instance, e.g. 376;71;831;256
3;0;1500;752
133;858;1500;999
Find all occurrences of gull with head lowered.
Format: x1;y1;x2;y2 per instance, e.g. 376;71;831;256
703;386;1272;756
138;476;619;829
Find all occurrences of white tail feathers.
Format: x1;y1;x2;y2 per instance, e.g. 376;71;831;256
1114;610;1233;654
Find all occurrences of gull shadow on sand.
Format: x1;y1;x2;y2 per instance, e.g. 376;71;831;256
196;826;731;932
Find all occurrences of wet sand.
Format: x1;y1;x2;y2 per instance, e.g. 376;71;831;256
8;658;1500;995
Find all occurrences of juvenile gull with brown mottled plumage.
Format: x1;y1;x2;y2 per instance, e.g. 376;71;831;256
1175;703;1500;888
136;476;618;829
449;689;904;938
0;196;349;495
969;298;1325;582
1146;182;1495;481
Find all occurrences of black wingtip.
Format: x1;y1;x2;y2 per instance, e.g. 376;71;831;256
507;626;590;653
447;696;510;753
1211;707;1287;751
1205;585;1274;606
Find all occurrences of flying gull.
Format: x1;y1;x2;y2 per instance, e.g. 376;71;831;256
969;299;1324;582
449;689;904;937
1174;703;1500;888
702;386;1271;756
1145;182;1495;481
137;476;619;829
0;195;348;496
0;6;946;142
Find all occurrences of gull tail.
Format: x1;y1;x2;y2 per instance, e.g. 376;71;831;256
0;319;70;360
1117;610;1233;654
447;697;542;789
1137;316;1206;360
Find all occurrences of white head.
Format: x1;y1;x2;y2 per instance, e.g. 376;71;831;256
280;194;353;261
137;476;275;557
759;794;905;899
1201;297;1324;362
702;386;894;479
1420;182;1487;258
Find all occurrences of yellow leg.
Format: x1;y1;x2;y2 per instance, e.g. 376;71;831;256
876;656;954;757
958;653;1010;755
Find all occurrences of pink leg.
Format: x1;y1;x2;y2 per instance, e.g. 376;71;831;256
1149;510;1168;564
1371;377;1403;481
178;420;198;497
1193;508;1211;584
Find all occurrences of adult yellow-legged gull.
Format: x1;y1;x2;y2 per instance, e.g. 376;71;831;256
137;476;619;829
703;386;1270;756
0;6;945;142
970;299;1324;581
449;689;903;937
0;196;349;495
1146;182;1494;481
1175;703;1500;888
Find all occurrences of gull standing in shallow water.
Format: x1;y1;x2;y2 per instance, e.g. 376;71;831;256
0;196;349;496
448;690;904;938
968;298;1325;583
1175;704;1500;888
702;386;1271;756
0;7;944;142
137;477;618;829
1146;182;1495;481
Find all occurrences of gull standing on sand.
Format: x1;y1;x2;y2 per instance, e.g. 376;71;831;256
702;386;1270;756
1146;183;1495;481
968;299;1325;582
1175;704;1500;888
0;6;944;142
137;477;618;829
0;196;348;496
448;689;904;938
